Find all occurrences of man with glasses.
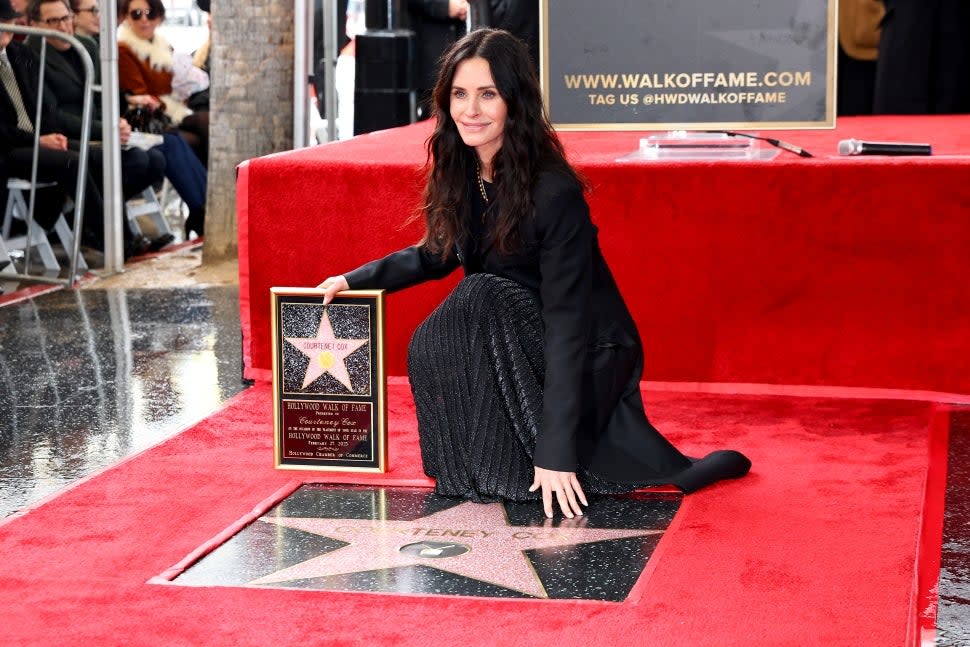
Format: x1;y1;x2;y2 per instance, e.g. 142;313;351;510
24;0;172;250
68;0;98;42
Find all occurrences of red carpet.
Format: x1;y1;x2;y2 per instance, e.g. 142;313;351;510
0;379;948;646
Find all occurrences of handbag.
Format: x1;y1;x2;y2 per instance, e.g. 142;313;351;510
123;106;174;134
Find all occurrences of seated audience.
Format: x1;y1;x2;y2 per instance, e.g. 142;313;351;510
26;0;169;213
1;4;156;257
28;0;206;238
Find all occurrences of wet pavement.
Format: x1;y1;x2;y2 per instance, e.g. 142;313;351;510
938;409;970;646
0;285;249;518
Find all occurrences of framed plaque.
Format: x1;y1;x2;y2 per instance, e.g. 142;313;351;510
271;288;387;472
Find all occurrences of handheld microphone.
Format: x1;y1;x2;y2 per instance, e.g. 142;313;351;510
838;139;932;156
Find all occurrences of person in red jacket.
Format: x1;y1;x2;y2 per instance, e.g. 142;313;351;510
116;0;209;166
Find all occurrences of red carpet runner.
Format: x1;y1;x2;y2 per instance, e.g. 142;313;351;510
0;380;947;646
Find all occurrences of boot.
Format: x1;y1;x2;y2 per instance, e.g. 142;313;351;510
185;208;205;239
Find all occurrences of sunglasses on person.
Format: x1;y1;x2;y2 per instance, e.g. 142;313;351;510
128;8;157;20
42;14;74;26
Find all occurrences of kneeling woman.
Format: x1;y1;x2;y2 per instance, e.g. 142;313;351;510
319;29;750;518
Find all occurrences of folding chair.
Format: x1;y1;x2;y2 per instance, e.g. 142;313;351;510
125;186;174;239
2;178;87;272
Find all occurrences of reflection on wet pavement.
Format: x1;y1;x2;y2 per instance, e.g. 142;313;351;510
0;287;248;518
938;410;970;645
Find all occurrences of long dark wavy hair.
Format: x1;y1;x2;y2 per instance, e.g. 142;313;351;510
420;28;582;257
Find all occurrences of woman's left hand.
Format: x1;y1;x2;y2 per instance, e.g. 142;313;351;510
530;467;588;519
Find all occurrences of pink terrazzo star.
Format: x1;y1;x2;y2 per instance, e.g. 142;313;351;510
249;501;660;598
284;309;368;390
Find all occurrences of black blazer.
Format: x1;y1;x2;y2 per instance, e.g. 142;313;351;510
25;34;103;139
345;170;691;483
0;41;60;155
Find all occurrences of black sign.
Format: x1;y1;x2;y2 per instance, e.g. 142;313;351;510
541;0;835;130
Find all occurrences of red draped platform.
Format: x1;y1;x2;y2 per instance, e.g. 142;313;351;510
238;115;970;395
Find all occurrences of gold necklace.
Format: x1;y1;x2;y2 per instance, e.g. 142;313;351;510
476;164;490;204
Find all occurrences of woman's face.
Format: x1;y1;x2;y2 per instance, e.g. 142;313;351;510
125;0;160;40
449;57;507;170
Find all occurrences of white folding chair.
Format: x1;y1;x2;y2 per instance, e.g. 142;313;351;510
2;178;87;272
125;186;174;239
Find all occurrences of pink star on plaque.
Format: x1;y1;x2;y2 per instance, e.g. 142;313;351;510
285;309;368;391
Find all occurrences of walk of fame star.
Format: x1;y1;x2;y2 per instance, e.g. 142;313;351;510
249;501;661;598
170;486;681;600
284;309;368;391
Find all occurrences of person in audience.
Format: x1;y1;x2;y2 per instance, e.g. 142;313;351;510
116;0;209;168
68;0;99;43
1;0;157;258
407;0;468;120
317;29;751;518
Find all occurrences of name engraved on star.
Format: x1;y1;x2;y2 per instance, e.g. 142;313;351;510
272;289;387;472
329;525;578;541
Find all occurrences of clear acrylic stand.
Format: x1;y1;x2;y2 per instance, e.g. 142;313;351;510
616;131;779;162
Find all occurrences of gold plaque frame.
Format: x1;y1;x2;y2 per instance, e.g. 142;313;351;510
271;288;387;472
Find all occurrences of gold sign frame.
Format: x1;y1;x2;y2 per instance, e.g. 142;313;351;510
270;288;387;472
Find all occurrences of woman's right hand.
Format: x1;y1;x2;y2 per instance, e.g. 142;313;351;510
128;94;161;110
317;275;349;304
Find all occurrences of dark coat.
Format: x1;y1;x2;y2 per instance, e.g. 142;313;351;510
406;0;465;110
873;0;970;114
24;33;102;139
344;170;692;484
0;41;60;155
488;0;539;71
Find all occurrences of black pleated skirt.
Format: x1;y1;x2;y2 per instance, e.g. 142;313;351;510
407;273;640;502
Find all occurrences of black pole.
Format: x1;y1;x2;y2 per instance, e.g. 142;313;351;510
364;0;388;30
354;0;416;134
